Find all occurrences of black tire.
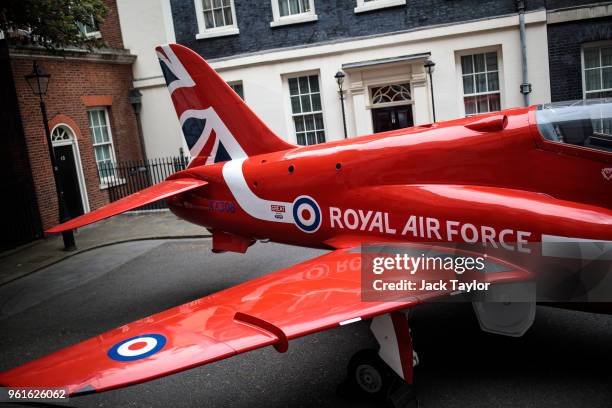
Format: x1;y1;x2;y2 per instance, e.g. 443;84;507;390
346;348;400;401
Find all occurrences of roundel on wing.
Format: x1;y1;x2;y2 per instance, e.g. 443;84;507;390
182;117;207;150
108;334;167;362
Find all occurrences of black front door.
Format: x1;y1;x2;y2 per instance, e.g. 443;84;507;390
372;105;414;133
53;145;84;218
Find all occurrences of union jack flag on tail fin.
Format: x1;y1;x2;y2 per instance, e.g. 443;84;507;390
156;44;294;168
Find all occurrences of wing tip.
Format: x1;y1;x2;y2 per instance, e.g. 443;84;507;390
45;226;69;234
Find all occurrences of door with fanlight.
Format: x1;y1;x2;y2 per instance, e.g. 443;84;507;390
370;83;414;133
51;125;88;218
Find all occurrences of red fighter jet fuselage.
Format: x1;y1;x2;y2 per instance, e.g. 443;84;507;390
3;44;611;401
167;107;611;259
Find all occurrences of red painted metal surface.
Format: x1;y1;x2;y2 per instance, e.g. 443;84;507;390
0;247;528;394
47;179;208;233
390;311;414;385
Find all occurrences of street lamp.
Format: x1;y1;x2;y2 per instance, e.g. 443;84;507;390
129;88;148;162
25;61;76;251
334;70;348;139
424;59;436;122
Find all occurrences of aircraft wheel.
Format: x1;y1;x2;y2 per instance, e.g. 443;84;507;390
346;349;398;401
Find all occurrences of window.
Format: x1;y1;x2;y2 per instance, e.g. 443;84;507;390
461;51;501;116
370;83;411;106
76;15;101;39
583;45;612;99
228;81;244;100
51;126;73;143
270;0;317;27
288;75;325;146
583;45;612;140
194;0;239;39
87;108;117;180
279;0;310;16
354;0;406;14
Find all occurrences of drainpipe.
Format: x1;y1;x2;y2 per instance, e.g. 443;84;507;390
517;0;532;106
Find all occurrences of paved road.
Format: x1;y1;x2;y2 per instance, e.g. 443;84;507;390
1;239;611;407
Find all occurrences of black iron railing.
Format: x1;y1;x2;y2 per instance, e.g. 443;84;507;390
99;156;190;211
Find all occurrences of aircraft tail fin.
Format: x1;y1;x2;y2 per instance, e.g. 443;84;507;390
156;44;294;168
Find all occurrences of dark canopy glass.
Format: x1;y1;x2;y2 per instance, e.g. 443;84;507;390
536;99;612;151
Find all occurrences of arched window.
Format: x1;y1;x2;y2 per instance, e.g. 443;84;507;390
51;125;74;144
371;83;411;105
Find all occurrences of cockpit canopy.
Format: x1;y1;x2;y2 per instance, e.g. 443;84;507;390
536;99;612;152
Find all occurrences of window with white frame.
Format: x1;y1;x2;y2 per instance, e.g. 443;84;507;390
461;51;501;116
270;0;317;27
87;108;117;180
583;44;612;137
228;81;244;100
194;0;239;39
354;0;406;14
583;44;612;99
76;15;101;38
288;74;326;145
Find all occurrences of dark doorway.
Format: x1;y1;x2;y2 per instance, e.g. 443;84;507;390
372;105;414;133
53;145;84;218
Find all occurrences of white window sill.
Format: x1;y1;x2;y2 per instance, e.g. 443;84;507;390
85;31;102;39
195;27;240;40
99;177;126;190
354;0;406;14
270;14;318;27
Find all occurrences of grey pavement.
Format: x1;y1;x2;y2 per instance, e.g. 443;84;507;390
0;211;209;286
0;239;611;407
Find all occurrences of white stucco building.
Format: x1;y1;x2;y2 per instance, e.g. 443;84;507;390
117;0;187;160
212;10;551;142
117;1;552;158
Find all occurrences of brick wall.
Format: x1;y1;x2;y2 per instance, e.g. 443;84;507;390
545;0;602;10
171;0;546;60
547;16;612;102
10;58;142;231
4;0;142;233
100;0;125;49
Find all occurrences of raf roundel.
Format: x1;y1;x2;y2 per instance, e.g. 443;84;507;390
292;195;322;233
108;334;167;362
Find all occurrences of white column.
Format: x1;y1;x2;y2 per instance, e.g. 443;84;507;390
411;69;430;125
350;88;372;136
347;71;373;137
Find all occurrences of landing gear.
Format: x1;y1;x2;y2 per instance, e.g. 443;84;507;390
348;349;396;399
338;312;419;407
339;349;417;407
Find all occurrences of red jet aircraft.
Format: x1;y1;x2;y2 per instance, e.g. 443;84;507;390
1;43;611;405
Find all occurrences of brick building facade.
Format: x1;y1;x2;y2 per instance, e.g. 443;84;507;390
2;0;143;249
546;2;612;102
171;0;547;60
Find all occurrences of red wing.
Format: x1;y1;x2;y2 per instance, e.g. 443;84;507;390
46;179;207;233
0;245;529;395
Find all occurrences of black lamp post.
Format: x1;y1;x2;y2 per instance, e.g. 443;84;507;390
25;61;76;251
129;88;147;162
424;59;436;123
334;70;348;139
